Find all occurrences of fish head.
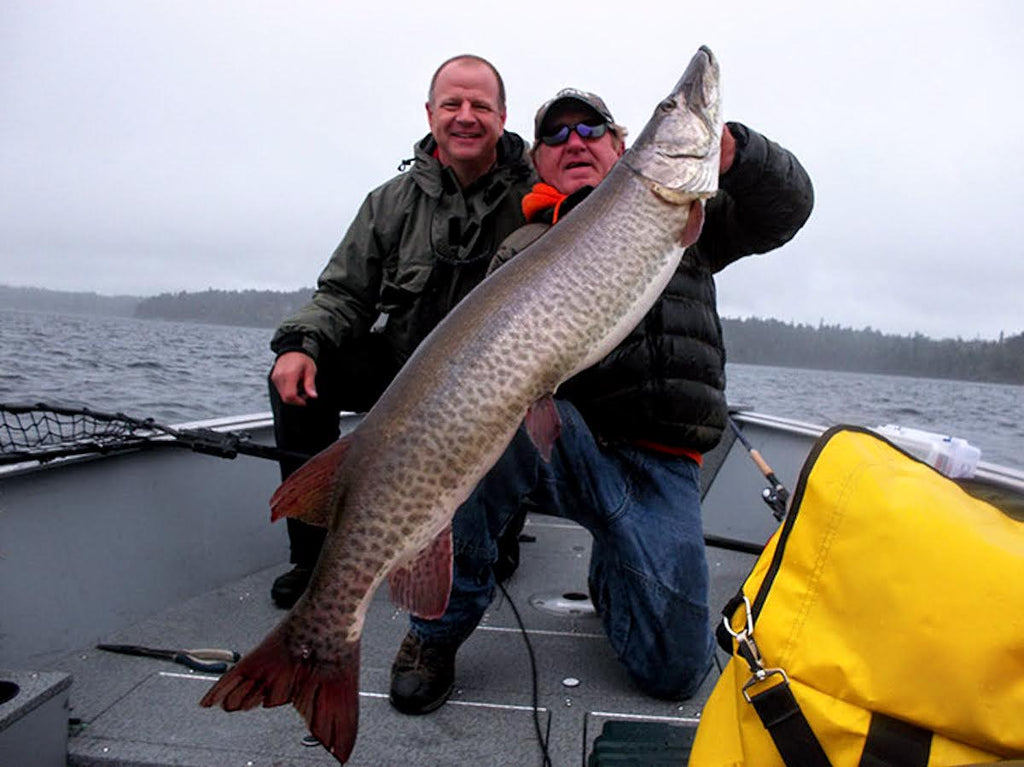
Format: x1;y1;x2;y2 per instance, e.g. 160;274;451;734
623;45;722;201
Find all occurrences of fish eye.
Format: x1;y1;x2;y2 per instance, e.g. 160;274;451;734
659;98;677;112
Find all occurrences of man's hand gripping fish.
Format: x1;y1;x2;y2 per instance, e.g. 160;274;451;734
201;46;723;763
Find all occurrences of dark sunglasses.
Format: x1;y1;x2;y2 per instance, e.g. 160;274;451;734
539;121;608;146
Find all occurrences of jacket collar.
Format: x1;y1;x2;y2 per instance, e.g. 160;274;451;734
407;131;533;198
523;184;594;225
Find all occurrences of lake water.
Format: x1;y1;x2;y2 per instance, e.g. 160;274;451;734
2;309;1021;467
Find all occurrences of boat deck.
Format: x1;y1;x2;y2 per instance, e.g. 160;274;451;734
56;517;759;766
0;410;859;765
39;414;797;766
4;409;1023;765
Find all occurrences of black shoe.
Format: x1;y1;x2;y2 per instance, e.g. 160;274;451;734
389;632;457;715
270;565;312;609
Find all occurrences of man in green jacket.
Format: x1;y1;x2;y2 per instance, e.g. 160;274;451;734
389;87;814;714
268;54;535;608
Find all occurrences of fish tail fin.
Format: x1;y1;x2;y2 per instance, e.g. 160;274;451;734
270;435;354;527
200;623;361;763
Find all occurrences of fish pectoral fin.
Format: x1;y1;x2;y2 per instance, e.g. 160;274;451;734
388;525;453;620
269;435;353;526
678;199;706;248
525;394;561;463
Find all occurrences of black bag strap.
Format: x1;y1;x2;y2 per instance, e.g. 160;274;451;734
747;682;934;767
858;713;931;767
722;595;831;767
747;680;832;767
723;595;833;767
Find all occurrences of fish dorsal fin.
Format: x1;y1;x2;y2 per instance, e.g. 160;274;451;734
525;394;561;462
269;435;353;527
388;525;453;619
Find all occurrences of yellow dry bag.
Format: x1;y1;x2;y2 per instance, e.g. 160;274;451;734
690;426;1024;766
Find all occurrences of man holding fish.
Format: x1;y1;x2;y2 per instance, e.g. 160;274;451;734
388;79;813;713
266;54;535;609
212;49;814;762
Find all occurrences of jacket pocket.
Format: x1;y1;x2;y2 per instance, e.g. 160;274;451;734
378;258;432;314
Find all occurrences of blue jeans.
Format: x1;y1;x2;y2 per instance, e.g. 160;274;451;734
410;400;714;700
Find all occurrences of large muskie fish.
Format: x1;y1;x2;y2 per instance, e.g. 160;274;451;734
201;46;723;762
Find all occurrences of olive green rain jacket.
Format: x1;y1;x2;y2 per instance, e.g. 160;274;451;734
271;131;535;372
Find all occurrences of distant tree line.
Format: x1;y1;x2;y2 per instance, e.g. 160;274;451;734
134;290;1023;385
0;284;139;316
721;318;1024;385
6;285;1021;385
135;293;1024;384
134;288;312;328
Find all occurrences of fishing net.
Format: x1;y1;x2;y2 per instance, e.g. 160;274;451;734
0;402;299;466
0;403;172;465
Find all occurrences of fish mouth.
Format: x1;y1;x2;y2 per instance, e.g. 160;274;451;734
657;147;714;160
620;45;722;192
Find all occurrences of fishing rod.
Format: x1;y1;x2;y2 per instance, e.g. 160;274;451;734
728;416;790;521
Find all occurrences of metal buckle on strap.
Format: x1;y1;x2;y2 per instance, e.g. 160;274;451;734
741;667;791;703
722;595;790;702
722;595;760;671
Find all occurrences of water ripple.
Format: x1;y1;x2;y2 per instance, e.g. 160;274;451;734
1;309;274;424
725;364;1021;467
1;309;1020;468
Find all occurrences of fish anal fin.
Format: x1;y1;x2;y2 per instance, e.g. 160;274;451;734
199;624;361;762
525;394;561;462
270;436;354;526
388;526;453;619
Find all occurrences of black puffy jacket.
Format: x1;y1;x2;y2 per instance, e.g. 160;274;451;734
489;122;814;453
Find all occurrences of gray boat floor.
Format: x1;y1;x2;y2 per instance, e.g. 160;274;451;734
58;514;760;766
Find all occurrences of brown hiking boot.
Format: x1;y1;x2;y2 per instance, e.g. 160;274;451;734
389;632;457;715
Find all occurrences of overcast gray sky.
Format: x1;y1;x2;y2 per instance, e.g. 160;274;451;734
2;1;1022;340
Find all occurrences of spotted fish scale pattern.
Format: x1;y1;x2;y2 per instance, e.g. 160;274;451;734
201;46;723;764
